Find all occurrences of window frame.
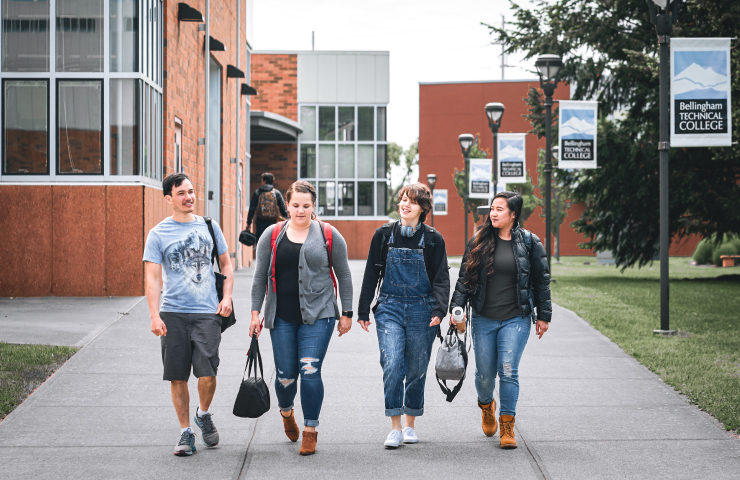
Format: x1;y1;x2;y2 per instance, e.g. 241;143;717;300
1;78;50;175
0;0;163;185
55;78;105;175
298;103;389;220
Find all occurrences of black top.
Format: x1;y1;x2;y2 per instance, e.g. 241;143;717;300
246;185;288;226
274;236;303;324
480;238;520;320
358;223;450;321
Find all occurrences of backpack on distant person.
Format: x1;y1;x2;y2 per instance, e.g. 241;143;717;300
256;190;280;221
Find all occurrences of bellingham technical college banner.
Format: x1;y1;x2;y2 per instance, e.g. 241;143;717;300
671;38;732;147
497;133;527;184
469;158;492;199
558;100;598;169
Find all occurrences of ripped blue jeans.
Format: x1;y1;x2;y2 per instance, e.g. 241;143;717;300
471;314;531;417
269;316;334;427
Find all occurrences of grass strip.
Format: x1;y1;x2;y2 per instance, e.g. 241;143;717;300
0;343;78;420
550;257;740;432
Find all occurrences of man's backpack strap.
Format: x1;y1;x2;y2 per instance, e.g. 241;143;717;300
269;221;287;293
203;216;220;271
318;221;338;297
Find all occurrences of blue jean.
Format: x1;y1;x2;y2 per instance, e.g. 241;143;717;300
375;298;438;417
471;314;531;417
269;316;334;427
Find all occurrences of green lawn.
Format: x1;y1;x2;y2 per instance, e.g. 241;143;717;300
0;343;78;420
550;257;740;432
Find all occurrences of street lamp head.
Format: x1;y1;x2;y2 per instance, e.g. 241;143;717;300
551;145;559;162
485;102;505;131
651;0;671;8
458;133;474;156
426;174;437;189
535;54;563;84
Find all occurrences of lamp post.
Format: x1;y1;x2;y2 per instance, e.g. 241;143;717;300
427;173;437;227
459;134;474;247
647;0;679;335
535;54;563;273
485;103;505;196
552;145;561;263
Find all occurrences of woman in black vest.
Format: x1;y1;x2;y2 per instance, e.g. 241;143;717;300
449;191;551;449
358;183;450;448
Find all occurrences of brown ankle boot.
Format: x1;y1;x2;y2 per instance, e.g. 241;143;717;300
499;415;517;449
478;399;498;437
299;431;318;455
281;410;300;442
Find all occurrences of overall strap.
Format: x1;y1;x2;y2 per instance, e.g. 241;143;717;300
203;216;221;272
318;221;338;297
270;221;286;293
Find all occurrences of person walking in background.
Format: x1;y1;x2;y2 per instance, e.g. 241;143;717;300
247;172;288;242
250;180;353;456
143;172;233;456
449;191;551;449
357;183;450;449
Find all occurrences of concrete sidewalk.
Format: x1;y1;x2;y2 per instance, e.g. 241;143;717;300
1;261;738;479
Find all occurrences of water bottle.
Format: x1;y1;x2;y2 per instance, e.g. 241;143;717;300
452;306;466;333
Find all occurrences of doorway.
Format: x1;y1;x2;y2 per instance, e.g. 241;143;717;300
208;57;222;224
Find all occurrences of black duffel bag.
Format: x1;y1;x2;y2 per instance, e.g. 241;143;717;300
239;229;257;246
233;334;270;418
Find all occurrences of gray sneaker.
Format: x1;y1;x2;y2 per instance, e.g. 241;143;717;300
174;430;196;456
194;409;220;447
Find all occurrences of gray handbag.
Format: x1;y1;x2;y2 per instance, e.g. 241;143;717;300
435;325;469;402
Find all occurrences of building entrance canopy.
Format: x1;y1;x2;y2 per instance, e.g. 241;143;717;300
250;111;302;143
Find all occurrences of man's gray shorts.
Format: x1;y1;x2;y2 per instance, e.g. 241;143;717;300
160;312;222;381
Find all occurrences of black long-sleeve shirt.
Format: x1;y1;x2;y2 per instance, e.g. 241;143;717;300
358;223;450;321
246;185;288;226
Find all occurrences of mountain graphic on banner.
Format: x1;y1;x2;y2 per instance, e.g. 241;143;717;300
500;145;524;160
470;163;490;181
674;63;729;99
560;116;595;139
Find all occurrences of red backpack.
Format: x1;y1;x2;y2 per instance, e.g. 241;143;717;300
269;221;337;297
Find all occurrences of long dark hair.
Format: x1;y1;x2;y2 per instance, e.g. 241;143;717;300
464;191;524;290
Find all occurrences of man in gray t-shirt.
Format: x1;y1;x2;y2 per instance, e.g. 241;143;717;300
143;172;233;457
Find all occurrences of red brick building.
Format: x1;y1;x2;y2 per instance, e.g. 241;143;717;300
0;1;253;296
418;79;700;257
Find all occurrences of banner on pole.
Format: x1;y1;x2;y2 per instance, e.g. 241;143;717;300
433;189;448;215
671;38;732;147
469;158;492;199
558;100;598;169
497;133;527;184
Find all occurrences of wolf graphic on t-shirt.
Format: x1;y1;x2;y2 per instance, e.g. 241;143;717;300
164;231;214;301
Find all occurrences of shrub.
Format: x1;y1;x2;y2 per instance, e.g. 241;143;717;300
712;243;739;267
692;238;714;265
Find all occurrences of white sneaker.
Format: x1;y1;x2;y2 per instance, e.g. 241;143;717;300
402;427;418;444
384;429;403;448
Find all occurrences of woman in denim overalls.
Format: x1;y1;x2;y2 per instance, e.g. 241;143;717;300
358;183;450;448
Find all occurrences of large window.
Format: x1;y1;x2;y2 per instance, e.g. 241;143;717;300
299;105;388;218
0;0;162;181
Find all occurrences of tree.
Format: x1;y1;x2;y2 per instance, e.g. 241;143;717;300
387;140;418;217
488;0;740;268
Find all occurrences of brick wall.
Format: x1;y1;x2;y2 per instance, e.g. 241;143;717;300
250;54;298;120
163;0;248;263
250;144;297;194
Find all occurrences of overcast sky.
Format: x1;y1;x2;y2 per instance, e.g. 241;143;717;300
253;0;538;151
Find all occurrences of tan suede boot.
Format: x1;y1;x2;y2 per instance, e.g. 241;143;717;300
499;415;517;449
478;399;498;437
299;431;318;456
281;410;300;442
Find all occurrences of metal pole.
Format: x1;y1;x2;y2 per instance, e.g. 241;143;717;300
235;0;241;270
544;94;553;272
430;186;435;228
204;0;210;216
464;154;469;246
493;129;498;196
659;26;670;332
556;186;561;262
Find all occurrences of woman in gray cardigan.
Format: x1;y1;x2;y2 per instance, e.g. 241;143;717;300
249;180;353;456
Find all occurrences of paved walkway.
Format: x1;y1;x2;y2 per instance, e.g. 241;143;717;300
1;261;738;479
